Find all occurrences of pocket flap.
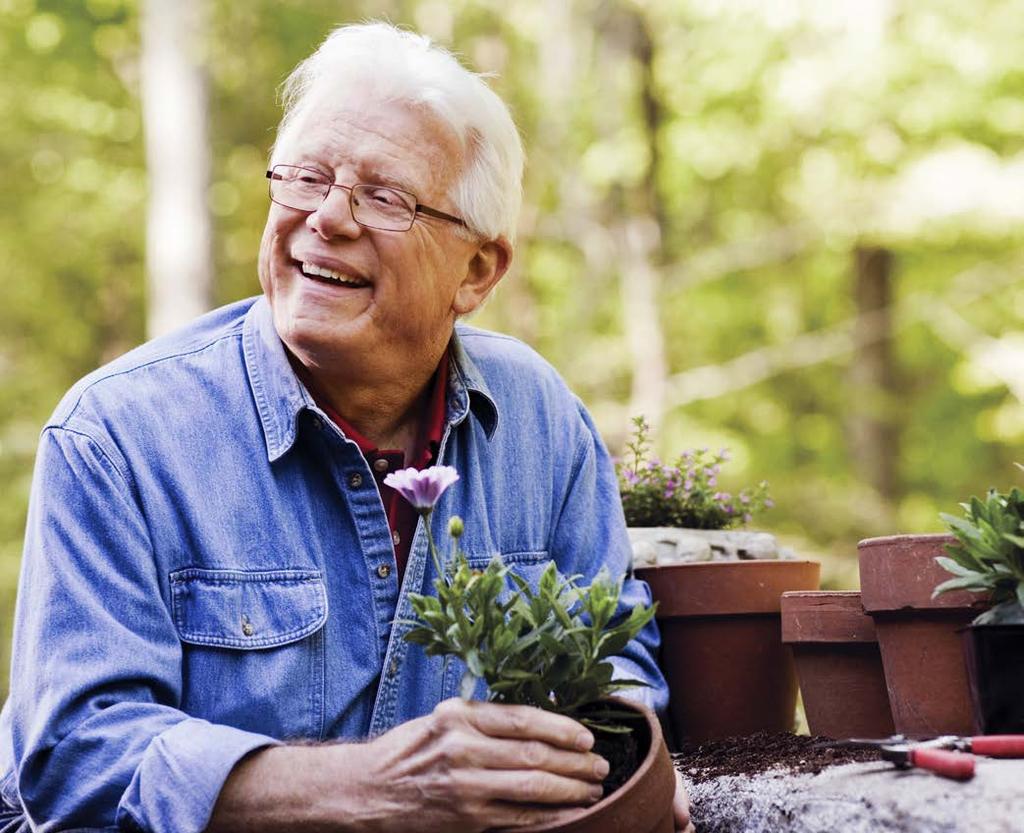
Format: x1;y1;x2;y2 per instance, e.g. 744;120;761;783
170;568;328;649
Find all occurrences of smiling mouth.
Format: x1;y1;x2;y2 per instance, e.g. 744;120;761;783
298;261;371;288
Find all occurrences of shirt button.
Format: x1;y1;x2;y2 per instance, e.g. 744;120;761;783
348;472;363;488
373;458;389;473
311;416;324;430
392;529;401;547
389;658;399;676
242;621;254;637
377;563;392;579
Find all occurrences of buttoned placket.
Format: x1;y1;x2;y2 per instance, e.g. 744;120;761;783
368;385;468;736
311;411;401;669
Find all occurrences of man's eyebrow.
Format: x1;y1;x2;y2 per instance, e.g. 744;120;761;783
360;167;421;196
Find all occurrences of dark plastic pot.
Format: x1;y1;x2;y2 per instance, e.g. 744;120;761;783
962;624;1024;734
858;534;990;736
635;560;821;745
781;591;894;739
509;698;676;833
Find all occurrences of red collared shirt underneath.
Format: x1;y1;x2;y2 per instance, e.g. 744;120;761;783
289;351;449;582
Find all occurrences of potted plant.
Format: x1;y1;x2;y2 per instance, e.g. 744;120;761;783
619;417;820;744
386;465;677;833
933;469;1024;733
621;418;778;566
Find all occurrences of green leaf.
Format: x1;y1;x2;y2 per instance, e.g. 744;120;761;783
940;513;982;540
935;556;979;578
933;574;993;596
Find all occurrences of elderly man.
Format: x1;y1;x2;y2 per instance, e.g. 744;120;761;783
0;23;691;833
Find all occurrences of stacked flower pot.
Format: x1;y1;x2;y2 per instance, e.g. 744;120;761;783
780;590;894;738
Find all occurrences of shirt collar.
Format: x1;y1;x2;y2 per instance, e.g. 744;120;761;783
243;297;498;463
289;345;450;467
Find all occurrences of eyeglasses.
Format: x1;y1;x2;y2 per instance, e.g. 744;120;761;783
266;164;466;232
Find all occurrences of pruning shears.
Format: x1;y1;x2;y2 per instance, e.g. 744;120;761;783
820;734;1024;781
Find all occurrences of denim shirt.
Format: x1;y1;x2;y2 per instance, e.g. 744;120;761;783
0;296;666;832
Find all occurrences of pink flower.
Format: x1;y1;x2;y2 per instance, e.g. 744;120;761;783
765;498;775;509
384;465;459;512
707;476;717;487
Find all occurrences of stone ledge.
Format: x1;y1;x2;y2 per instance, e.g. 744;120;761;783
683;758;1024;833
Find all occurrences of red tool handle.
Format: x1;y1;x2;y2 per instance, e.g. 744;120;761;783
909;748;975;780
969;736;1024;757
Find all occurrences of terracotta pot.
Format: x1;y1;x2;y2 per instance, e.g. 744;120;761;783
510;699;675;833
781;591;894;739
635;559;821;744
858;534;990;736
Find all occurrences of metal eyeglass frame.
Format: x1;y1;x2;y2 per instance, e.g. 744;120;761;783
266;164;467;232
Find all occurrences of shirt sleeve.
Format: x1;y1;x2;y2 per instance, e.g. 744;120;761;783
548;403;669;716
8;427;280;832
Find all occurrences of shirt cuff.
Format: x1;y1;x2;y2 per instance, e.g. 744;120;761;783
116;718;281;833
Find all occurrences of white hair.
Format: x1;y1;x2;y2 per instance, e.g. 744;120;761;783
271;22;524;243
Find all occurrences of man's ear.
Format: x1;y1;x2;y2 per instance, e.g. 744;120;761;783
453;237;512;316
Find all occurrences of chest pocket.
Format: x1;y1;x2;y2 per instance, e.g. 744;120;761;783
170;568;328;740
440;551;552;701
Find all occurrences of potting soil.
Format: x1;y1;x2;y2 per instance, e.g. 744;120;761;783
673;731;878;782
592;722;641;797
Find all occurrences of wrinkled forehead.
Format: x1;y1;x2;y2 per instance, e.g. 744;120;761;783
274;86;466;199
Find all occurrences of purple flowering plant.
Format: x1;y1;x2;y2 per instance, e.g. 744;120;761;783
617;416;773;529
384;465;656;733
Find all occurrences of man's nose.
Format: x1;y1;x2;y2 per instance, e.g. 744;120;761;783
307;186;362;240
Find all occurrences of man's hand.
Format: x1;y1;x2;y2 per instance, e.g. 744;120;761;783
208;698;687;833
674;768;695;832
346;698;608;832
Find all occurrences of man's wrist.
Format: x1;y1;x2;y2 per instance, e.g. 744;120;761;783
208;741;378;832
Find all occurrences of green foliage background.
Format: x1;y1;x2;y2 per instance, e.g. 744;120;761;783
3;0;1024;698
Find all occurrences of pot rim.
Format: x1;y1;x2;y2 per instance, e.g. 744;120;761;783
636;559;821;616
858;534;989;612
857;533;956;549
781;591;877;643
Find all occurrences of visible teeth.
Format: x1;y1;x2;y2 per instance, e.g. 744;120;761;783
301;262;366;286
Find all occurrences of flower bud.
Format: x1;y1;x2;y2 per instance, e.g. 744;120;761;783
448;515;464;538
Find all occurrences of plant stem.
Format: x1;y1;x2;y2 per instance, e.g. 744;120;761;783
421;508;446;582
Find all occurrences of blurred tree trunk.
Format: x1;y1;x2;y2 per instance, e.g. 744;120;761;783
140;0;212;339
847;245;899;504
604;7;668;429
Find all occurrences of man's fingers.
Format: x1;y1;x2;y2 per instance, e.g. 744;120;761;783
458;735;608;782
436;698;594;751
487;801;589;830
673;768;694;831
482;767;604;806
